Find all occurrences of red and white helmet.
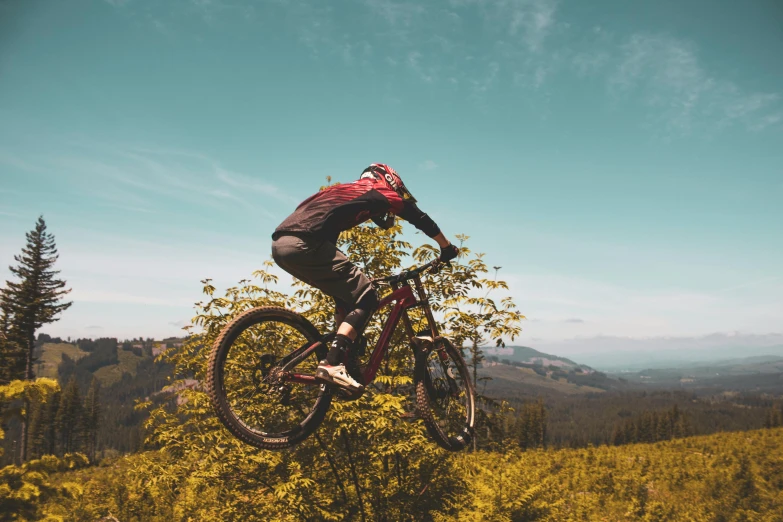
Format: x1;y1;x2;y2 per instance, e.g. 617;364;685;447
360;163;417;202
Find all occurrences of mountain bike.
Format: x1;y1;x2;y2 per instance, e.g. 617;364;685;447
206;259;476;452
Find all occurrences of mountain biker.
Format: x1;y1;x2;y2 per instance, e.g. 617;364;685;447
271;163;459;394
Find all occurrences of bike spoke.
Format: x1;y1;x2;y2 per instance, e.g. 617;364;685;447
419;338;473;448
222;320;321;435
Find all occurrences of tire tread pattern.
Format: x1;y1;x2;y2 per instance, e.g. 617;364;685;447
414;337;476;452
206;306;330;450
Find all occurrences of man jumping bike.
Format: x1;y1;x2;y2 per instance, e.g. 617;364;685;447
207;164;476;451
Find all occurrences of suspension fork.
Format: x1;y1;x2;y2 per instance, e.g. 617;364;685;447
413;275;439;339
412;275;453;368
407;278;459;397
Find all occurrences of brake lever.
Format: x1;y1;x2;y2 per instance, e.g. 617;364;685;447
429;260;451;274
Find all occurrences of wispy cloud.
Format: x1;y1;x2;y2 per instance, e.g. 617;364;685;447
406;51;436;83
471;61;500;95
215;167;297;217
506;0;557;52
507;269;783;341
97;0;781;137
14;138;292;220
714;276;781;294
0;150;46;173
609;33;781;135
71;289;193;307
362;0;425;27
419;160;438;171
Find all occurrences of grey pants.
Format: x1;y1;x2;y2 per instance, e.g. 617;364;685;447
271;234;374;313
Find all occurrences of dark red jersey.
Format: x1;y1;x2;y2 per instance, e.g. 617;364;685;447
272;177;440;243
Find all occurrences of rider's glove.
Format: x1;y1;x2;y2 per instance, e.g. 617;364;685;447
439;243;459;263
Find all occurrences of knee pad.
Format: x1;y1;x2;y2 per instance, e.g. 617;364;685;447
343;288;379;332
333;298;350;321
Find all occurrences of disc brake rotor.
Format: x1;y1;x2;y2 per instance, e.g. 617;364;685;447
253;353;292;405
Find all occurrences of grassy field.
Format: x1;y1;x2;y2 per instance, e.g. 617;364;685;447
34;343;88;378
93;347;147;386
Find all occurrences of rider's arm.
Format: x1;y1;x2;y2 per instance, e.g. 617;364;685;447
396;201;456;251
432;232;451;248
396;200;440;238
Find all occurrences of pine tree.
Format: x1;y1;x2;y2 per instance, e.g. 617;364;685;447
55;375;82;454
1;217;71;462
2;216;72;381
611;424;625;446
44;390;61;456
0;292;25;384
82;377;101;461
26;393;47;459
536;398;547;448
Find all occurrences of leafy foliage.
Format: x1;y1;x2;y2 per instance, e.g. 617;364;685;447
0;453;89;522
127;215;513;521
435;428;783;521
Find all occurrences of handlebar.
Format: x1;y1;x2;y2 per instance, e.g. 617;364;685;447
372;259;443;286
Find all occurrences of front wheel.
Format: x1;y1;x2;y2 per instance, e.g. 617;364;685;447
206;307;332;450
414;337;475;451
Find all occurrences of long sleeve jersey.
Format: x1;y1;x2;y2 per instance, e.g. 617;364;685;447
272;177;440;244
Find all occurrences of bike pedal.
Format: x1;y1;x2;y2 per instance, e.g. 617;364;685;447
335;387;364;402
314;368;331;383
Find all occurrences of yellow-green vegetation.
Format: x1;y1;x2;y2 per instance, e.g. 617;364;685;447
93;346;146;386
32;427;783;521
443;428;783;521
1;453;90;521
35;343;87;379
4;219;782;521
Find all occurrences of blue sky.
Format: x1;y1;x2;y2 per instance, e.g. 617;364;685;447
0;0;781;350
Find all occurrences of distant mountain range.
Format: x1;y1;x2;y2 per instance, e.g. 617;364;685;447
529;333;783;371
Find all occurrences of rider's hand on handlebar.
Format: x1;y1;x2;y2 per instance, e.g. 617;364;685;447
439;243;459;263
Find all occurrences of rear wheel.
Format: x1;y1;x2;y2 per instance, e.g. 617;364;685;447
414;337;475;451
206;307;331;450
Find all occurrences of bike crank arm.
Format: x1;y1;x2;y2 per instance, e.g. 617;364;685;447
285;373;318;385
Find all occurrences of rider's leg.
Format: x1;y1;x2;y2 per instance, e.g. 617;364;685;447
334;300;348;330
272;235;375;390
325;288;378;365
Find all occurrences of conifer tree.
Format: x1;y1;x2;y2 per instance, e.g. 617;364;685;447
1;216;71;462
2;216;72;381
55;375;82;454
26;393;47;459
44;390;60;456
0;292;25;384
82;377;101;461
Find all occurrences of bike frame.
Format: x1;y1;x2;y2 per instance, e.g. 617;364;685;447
285;274;438;387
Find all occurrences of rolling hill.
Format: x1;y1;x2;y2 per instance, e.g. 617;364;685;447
481;362;607;397
33;342;89;379
483;345;591;370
